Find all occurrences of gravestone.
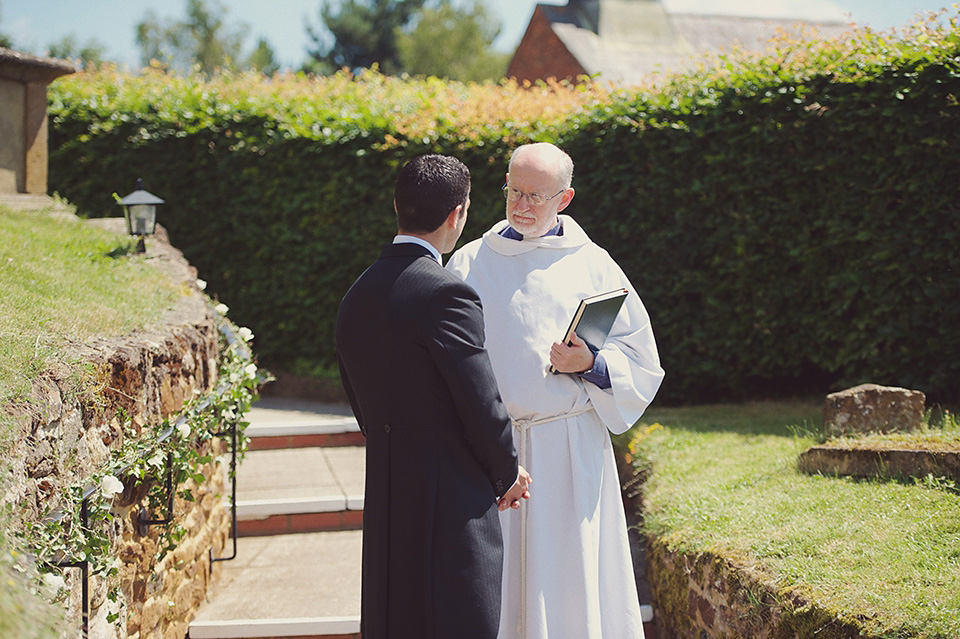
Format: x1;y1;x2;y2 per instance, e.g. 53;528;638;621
823;383;925;438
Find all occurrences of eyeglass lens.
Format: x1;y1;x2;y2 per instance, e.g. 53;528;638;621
503;186;549;206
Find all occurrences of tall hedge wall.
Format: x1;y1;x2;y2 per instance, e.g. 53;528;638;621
48;15;960;405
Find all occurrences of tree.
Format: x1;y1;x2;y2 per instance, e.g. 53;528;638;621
395;0;508;82
46;35;108;67
304;0;427;74
135;0;262;75
248;37;279;75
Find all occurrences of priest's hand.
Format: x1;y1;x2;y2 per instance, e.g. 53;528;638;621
550;333;595;373
498;466;532;511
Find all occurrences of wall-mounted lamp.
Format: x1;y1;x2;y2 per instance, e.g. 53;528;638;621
118;178;165;253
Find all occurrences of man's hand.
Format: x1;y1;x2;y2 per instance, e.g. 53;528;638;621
498;466;532;511
549;333;595;374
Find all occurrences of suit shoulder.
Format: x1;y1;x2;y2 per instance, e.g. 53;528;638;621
391;257;479;307
433;264;481;302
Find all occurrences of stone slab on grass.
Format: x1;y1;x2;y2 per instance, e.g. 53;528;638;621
798;444;960;482
823;383;925;438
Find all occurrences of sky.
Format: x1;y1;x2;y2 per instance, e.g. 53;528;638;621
2;0;954;71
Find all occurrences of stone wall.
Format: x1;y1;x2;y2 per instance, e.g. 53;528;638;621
646;537;875;639
618;412;890;639
2;218;232;639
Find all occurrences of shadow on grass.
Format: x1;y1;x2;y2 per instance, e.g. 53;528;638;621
634;399;824;439
101;239;140;259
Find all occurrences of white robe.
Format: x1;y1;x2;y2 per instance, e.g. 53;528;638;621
447;215;665;639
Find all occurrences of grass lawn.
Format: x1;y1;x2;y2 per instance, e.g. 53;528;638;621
622;401;960;638
0;205;180;406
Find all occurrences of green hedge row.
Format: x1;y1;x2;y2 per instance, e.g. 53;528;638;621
562;30;960;402
48;16;960;404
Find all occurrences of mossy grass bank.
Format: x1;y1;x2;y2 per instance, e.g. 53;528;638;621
622;401;960;638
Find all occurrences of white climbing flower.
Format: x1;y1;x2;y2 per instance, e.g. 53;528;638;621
176;421;191;439
42;572;66;595
196;278;207;290
229;371;241;383
237;326;254;342
100;474;124;498
148;450;165;469
221;406;237;421
214;303;229;315
244;363;257;379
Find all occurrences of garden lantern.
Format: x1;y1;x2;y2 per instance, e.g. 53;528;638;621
118;178;165;252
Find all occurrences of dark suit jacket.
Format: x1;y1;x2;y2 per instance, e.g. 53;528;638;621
335;242;518;639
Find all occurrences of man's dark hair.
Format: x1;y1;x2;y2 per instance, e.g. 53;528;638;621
394;154;470;234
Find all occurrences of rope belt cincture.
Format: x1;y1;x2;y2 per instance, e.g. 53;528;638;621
510;404;595;638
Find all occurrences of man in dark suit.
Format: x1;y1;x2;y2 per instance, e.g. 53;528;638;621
335;154;531;639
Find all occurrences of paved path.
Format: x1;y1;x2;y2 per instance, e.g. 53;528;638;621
189;397;656;639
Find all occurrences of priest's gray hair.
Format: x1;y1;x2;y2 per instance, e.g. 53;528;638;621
509;143;574;189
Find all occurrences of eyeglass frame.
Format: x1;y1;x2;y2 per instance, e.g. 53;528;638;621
502;183;567;207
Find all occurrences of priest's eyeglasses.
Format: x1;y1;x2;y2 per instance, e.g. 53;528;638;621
502;184;565;207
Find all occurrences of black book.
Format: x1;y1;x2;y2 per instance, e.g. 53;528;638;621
549;288;629;374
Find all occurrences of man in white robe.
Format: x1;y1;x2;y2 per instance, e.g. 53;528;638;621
446;143;664;639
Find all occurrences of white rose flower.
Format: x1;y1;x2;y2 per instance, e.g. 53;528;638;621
43;572;66;594
221;407;237;421
176;421;191;439
148;450;165;469
100;474;124;498
196;278;207;290
237;326;254;342
244;363;258;379
214;303;229;315
229;371;241;383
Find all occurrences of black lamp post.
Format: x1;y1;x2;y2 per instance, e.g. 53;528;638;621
118;178;165;253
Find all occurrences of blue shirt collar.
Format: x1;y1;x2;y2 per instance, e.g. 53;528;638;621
499;220;564;241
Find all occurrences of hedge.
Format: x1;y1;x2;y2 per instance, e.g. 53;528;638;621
48;12;960;404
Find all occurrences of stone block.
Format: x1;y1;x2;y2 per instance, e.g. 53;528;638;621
173;537;198;566
173;578;204;612
823;383;925;438
24;81;48;194
139;596;166;634
799;446;960;483
164;620;188;639
696;592;716;628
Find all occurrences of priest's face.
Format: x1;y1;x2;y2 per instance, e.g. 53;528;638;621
504;160;573;238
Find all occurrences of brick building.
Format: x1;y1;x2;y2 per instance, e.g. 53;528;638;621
507;0;853;86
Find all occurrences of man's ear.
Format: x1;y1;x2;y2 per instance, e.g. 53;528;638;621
446;204;463;228
556;188;575;213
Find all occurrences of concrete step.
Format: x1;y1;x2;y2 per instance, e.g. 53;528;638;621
202;398;657;638
189;530;361;639
191;529;655;639
245;398;363;451
235;446;364;537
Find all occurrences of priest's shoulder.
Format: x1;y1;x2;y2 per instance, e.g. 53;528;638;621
447;237;483;269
